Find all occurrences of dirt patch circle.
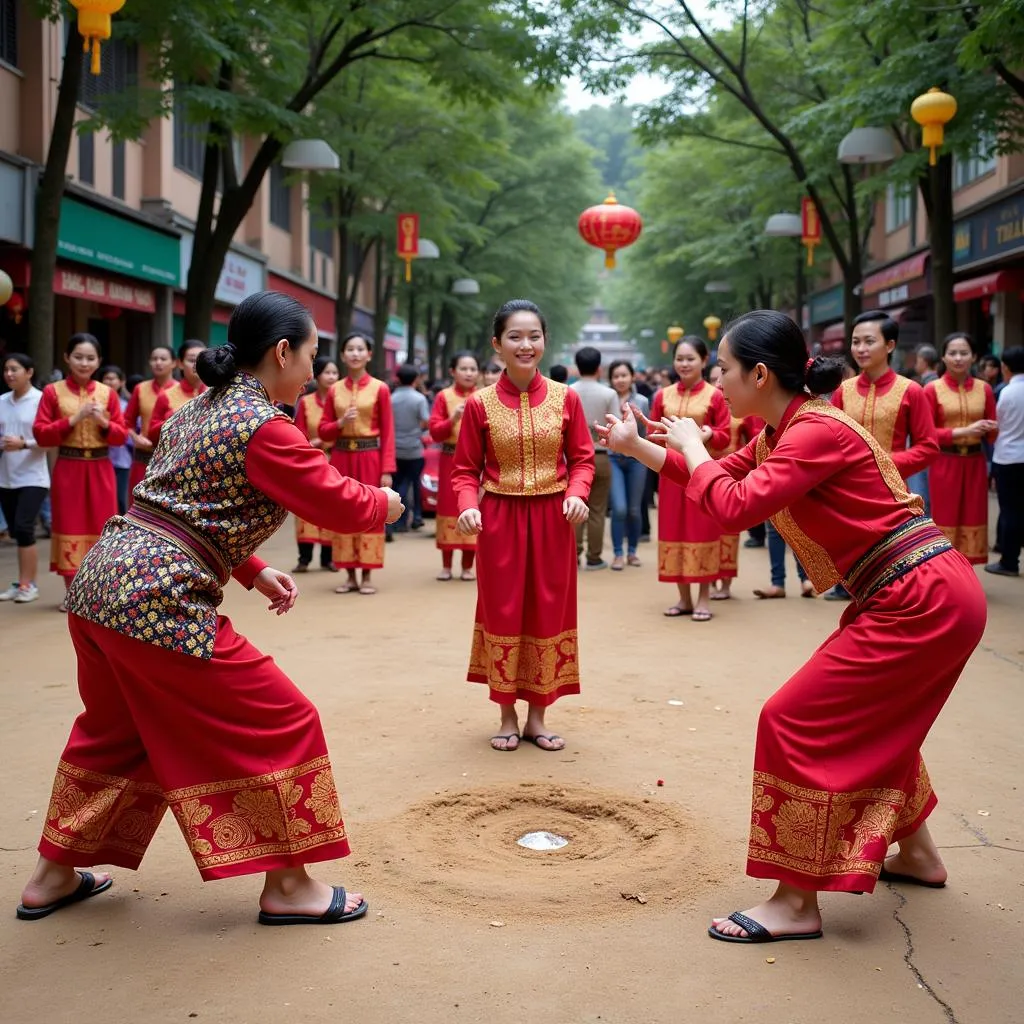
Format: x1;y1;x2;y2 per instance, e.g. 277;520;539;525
355;782;719;921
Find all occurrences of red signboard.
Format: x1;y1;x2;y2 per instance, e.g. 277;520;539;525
801;197;821;244
397;214;419;259
53;265;156;313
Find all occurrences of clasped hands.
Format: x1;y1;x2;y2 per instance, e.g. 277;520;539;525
458;495;588;535
594;404;712;455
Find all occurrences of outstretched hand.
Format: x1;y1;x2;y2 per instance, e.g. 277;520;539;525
254;567;299;615
595;403;643;453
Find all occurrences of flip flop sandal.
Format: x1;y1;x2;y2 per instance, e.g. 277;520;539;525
691;610;713;622
436;572;453;581
627;557;642;567
800;587;817;599
16;870;113;921
752;589;786;599
490;733;520;751
258;886;369;926
710;591;731;601
707;911;823;944
878;867;946;888
334;583;358;594
358;586;377;595
663;606;694;617
460;573;476;581
522;733;565;751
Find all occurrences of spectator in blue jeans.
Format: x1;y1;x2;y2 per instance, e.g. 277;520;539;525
753;521;815;599
387;363;430;540
607;360;649;570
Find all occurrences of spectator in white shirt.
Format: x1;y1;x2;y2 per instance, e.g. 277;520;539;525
0;353;50;603
986;346;1024;578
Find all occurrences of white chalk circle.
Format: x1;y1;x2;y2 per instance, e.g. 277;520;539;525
517;831;569;851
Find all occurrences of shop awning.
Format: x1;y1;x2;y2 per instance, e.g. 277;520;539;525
953;269;1024;303
862;252;929;296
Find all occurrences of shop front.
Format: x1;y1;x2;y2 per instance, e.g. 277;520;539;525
860;251;932;367
809;283;845;354
953;186;1024;355
383;314;407;373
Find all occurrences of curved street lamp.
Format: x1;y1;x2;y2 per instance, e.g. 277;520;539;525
837;127;897;166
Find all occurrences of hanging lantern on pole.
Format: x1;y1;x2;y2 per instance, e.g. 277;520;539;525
396;213;419;283
69;1;127;76
666;325;684;350
703;315;722;341
911;87;957;167
801;197;821;268
578;193;643;270
0;269;12;307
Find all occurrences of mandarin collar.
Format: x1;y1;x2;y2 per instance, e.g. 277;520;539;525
858;367;896;390
676;378;705;395
66;378;96;396
343;373;371;390
497;370;542;398
764;394;810;451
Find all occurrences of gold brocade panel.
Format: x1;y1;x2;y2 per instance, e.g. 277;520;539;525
330;531;385;568
441;387;471;445
719;534;739;574
51;533;100;574
55;380;113;449
933;378;986;436
335;378;382;439
939;524;988;562
469;625;579;697
479;381;568;496
660;382;714;424
658;539;720;581
435;515;476;549
839;375;910;452
300;393;325;440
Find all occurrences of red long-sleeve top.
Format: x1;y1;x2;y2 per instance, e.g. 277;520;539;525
148;379;208;444
451;372;594;513
33;379;128;448
923;375;998;448
429;384;476;445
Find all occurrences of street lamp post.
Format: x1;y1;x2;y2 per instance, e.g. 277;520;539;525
764;213;806;338
406;238;440;365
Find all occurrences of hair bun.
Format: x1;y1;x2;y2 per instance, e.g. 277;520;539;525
805;354;847;397
196;344;237;388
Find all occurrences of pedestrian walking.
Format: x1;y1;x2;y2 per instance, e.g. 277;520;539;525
452;299;593;752
429;350;478;581
100;365;132;515
571;345;619;570
387;363;431;543
598;309;986;944
924;332;998;564
752;521;814;599
16;291;403;926
985;346;1024;578
0;353;49;604
318;332;395;595
124;345;176;493
650;336;730;621
607;359;649;570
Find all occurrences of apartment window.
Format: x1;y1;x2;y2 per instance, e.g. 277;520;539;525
309;199;334;255
173;92;206;179
269;164;292;230
79;131;95;186
1;0;16;68
112;140;125;199
885;183;912;232
954;136;997;190
78;37;137;111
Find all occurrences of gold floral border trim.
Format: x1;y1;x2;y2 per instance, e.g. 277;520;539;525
469;624;579;695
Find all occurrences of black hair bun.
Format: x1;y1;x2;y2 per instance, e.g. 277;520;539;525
196;345;237;388
805;355;847;397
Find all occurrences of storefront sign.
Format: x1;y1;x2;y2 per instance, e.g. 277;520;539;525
809;283;844;325
57;197;179;285
862;252;929;297
53;266;156;313
179;232;264;306
954;190;1024;269
267;272;336;336
878;284;909;307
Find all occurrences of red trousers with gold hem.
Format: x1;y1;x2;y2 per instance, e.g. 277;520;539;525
747;552;985;892
38;615;351;881
468;491;579;706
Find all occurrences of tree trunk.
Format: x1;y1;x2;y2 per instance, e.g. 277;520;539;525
27;26;84;377
334;215;352;358
369;241;394;380
425;303;438;379
928;154;956;345
842;270;863;344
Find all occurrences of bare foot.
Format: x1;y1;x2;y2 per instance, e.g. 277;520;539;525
21;863;111;909
710;894;822;940
259;873;363;917
883;849;948;886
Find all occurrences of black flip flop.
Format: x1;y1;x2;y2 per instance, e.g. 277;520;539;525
16;870;113;921
878;867;947;889
522;733;565;751
490;733;520;751
257;886;369;926
707;911;823;944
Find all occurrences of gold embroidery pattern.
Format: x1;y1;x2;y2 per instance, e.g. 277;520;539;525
719;534;739;575
479;381;569;496
55;380;114;449
469;625;580;697
295;516;330;545
938;524;988;562
336;377;382;439
894;756;934;832
166;755;348;871
660;382;714;423
658;539;720;581
931;377;986;439
748;770;913;881
441;387;472;445
41;760;167;860
50;533;101;574
330;530;384;568
841;374;911;452
435;515;475;549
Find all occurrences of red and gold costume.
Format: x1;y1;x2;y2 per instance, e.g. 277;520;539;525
924;376;997;564
451;372;594;706
43;372;388;880
710;414;763;580
650;380;731;582
124;378;175;490
33;379;127;577
831;368;938;480
430;384;477;552
147;378;208;445
293;390;333;550
676;396;985;892
318;374;396;570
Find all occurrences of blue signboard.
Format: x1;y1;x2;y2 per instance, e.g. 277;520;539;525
954;190;1024;269
809;283;844;325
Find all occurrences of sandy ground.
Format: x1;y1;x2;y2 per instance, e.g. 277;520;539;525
0;511;1021;1024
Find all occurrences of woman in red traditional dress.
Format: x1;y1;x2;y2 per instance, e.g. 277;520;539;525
430;350;479;581
17;291;402;925
452;299;594;752
924;332;998;564
318;333;395;596
33;334;127;607
147;339;208;445
124;345;176;492
599;310;985;944
650;337;730;620
292;355;340;574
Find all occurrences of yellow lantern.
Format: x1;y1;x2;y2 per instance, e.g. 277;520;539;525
666;325;684;346
70;0;127;76
703;315;722;341
0;269;12;307
911;87;957;167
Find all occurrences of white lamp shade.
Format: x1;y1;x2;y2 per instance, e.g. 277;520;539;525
0;269;12;306
417;238;440;259
704;281;733;293
281;139;340;171
451;278;480;296
764;213;803;237
837;127;897;165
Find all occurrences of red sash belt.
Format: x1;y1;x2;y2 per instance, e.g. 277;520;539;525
845;516;952;604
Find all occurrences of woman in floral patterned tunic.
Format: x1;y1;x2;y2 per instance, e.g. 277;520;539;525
17;291;402;926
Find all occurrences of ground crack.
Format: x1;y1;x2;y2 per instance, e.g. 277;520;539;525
888;885;960;1024
979;643;1024;673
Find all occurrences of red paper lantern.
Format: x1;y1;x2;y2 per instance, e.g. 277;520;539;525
6;291;25;324
578;193;643;270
